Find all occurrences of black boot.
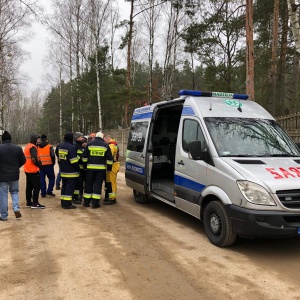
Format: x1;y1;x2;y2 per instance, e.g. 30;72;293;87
92;199;100;209
73;198;82;204
103;199;117;205
83;198;90;207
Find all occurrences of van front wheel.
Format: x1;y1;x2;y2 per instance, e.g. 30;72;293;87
203;201;236;247
133;190;149;204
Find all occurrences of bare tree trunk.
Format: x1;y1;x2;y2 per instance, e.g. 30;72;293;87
287;0;300;64
109;5;119;71
141;0;168;103
0;93;5;131
246;0;254;100
86;0;111;130
124;0;134;127
161;2;173;100
69;38;74;131
75;0;83;132
170;3;179;94
59;67;62;139
270;0;279;116
95;50;102;129
146;0;156;104
290;54;299;114
278;2;288;116
287;0;300;113
161;1;181;100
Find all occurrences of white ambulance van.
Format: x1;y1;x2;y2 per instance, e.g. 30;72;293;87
125;90;300;247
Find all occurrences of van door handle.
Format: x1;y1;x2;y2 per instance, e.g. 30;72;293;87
178;160;184;165
140;154;145;159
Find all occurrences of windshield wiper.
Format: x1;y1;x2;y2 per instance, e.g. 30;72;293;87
221;154;257;157
269;154;299;157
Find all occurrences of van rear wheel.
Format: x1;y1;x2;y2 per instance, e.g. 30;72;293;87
133;190;149;204
203;201;236;247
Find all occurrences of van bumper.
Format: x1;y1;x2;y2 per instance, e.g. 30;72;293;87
227;205;300;238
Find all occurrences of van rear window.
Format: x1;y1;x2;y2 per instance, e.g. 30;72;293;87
127;121;149;153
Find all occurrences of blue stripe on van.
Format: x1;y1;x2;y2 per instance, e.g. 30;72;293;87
132;112;153;120
126;162;145;175
182;106;195;116
174;175;205;192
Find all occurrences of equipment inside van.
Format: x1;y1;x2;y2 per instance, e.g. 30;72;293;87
125;90;300;247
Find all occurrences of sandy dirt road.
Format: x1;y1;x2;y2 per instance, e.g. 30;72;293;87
1;164;300;300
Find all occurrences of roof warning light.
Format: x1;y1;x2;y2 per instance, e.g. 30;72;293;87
179;90;248;100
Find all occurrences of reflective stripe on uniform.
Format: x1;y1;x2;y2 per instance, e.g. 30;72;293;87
84;193;92;199
87;164;106;170
60;172;80;178
88;146;107;150
70;157;79;164
92;194;101;200
88;146;107;157
109;192;116;200
61;195;72;201
58;149;68;160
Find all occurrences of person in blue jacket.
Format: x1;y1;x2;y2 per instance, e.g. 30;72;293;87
0;131;26;220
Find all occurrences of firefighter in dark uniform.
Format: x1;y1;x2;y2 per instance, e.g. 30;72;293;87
58;132;80;209
72;132;85;204
82;131;113;208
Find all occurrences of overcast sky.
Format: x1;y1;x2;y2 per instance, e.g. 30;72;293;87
20;0;131;92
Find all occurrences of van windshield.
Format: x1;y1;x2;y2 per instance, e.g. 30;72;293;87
204;117;300;157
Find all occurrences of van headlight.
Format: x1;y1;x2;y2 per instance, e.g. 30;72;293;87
237;181;277;206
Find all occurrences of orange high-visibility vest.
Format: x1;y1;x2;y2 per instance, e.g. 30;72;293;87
38;144;52;165
24;143;40;173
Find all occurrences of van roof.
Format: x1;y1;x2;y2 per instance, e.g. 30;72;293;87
132;90;274;121
188;96;274;119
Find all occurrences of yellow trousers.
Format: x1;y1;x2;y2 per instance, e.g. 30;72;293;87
106;162;120;199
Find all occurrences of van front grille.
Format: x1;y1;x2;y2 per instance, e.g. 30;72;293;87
276;189;300;209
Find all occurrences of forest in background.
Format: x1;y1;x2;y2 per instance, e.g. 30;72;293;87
1;0;300;143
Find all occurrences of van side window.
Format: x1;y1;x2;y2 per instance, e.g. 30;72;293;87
182;119;206;152
127;121;148;153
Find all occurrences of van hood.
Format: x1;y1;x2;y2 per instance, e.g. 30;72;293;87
222;157;300;193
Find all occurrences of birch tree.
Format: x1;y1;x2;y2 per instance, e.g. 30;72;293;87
86;0;111;130
138;0;161;103
47;0;90;132
278;1;289;116
269;0;279;115
161;1;185;100
48;0;76;130
287;0;300;65
246;0;254;100
286;0;300;113
44;41;67;138
0;0;31;131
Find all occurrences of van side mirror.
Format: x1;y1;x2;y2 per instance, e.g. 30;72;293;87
190;140;205;160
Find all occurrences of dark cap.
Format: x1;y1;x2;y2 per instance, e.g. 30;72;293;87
41;134;48;141
64;132;74;142
74;132;84;140
30;134;40;144
2;130;11;141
